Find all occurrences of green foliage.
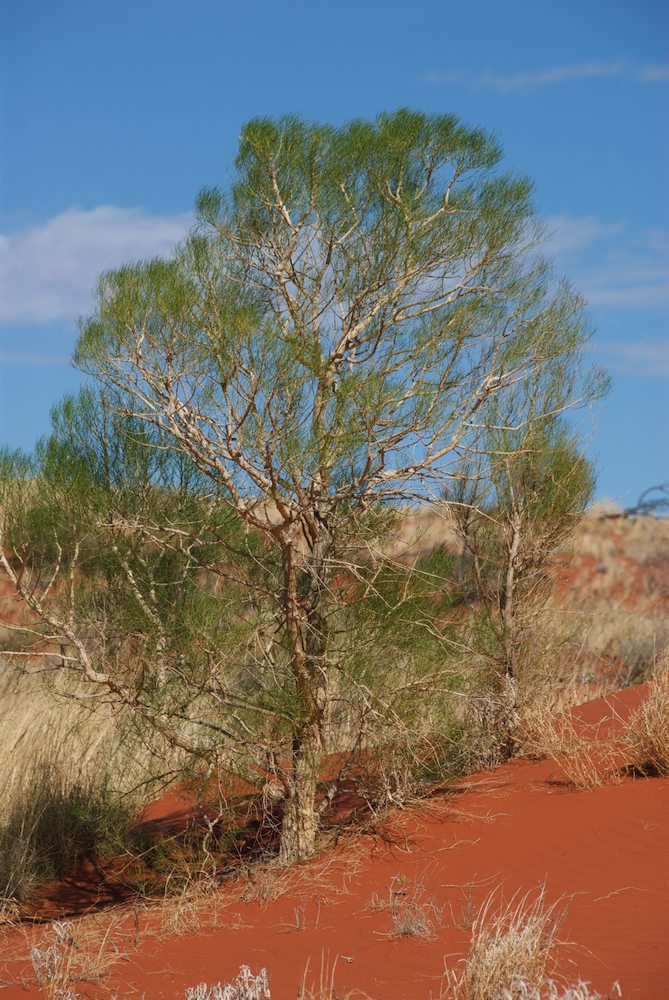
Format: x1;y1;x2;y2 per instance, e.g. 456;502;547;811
73;110;587;516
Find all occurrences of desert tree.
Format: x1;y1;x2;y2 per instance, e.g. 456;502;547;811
1;111;604;862
450;349;602;755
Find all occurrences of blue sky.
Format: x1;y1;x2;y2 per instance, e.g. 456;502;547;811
1;0;667;505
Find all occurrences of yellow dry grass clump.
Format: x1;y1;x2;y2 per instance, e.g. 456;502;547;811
0;664;186;917
516;703;617;790
441;888;623;1000
443;888;562;999
623;668;669;776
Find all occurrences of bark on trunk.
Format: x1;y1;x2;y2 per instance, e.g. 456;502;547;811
498;512;522;759
278;726;320;864
277;521;330;865
500;513;521;685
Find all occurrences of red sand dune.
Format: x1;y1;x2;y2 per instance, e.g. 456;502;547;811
1;684;668;999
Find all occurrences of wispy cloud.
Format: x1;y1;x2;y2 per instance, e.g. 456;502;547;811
0;206;193;326
638;62;669;83
425;60;669;93
597;338;669;378
545;216;669;310
544;216;626;257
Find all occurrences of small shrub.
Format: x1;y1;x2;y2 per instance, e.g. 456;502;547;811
355;723;472;815
185;967;270;1000
30;921;77;999
390;875;443;940
0;668;185;914
462;687;519;770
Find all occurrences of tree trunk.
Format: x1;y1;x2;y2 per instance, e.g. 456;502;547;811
278;723;321;864
500;512;521;685
276;522;331;865
498;512;522;759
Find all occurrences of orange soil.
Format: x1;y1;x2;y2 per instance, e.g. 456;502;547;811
2;684;668;999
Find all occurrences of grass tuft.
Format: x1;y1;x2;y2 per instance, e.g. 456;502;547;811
444;888;563;1000
516;705;617;790
623;668;669;776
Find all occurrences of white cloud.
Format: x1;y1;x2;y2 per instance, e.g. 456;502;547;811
425;60;669;93
0;206;193;326
544;217;669;310
597;338;669;377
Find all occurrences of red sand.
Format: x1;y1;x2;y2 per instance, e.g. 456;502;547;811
1;684;668;999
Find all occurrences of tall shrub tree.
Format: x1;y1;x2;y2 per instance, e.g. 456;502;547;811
451;410;597;757
1;111;605;862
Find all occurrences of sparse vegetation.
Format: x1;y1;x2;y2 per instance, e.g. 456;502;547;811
388;875;443;940
0;107;664;1000
368;873;444;941
26;917;126;1000
298;953;355;1000
559;512;669;691
433;840;632;998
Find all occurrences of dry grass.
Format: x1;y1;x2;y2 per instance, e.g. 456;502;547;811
443;888;564;1000
516;703;619;790
0;753;135;908
298;952;370;1000
157;872;231;937
623;668;669;776
238;860;298;906
237;845;364;914
439;885;622;1000
2;913;134;999
557;513;669;690
388;874;443;940
368;873;443;941
0;665;186;915
572;510;669;567
576;605;669;689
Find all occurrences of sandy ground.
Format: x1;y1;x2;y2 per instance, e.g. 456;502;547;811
1;684;667;999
